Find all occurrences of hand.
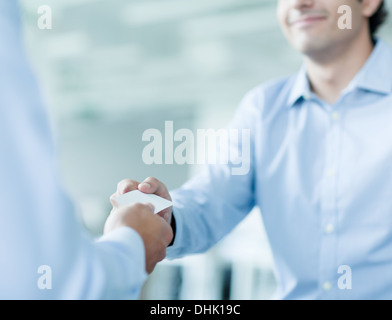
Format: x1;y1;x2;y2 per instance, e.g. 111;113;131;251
110;177;173;225
104;203;173;274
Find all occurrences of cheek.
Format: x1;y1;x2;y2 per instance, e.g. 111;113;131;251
276;7;289;34
276;2;286;24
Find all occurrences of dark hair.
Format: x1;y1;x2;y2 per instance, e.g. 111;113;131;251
368;0;388;36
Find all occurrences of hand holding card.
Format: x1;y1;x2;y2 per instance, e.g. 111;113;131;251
114;190;173;214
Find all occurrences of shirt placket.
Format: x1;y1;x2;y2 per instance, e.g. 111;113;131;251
319;107;341;299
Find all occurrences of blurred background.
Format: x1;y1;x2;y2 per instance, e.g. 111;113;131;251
19;0;392;299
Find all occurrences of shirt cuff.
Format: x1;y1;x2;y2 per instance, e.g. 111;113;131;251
98;226;146;276
99;226;143;247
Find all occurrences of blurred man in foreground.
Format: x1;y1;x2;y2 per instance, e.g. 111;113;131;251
0;0;172;299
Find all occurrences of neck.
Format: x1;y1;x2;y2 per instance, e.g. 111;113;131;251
304;31;374;104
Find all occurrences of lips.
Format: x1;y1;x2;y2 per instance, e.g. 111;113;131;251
289;15;327;27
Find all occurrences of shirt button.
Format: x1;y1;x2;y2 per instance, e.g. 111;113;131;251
327;169;336;177
331;112;340;121
325;224;335;234
323;282;332;291
303;94;311;101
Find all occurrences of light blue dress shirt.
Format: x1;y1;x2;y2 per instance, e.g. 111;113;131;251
167;38;392;300
0;1;146;299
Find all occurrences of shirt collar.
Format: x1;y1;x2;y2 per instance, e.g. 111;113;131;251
287;65;312;108
287;38;392;108
345;38;392;95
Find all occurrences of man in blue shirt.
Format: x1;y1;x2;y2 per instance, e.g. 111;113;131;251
0;0;173;299
114;0;392;299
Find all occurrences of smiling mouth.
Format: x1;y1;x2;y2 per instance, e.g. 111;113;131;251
290;15;327;27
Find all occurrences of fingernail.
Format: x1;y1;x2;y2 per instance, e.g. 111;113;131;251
139;182;151;190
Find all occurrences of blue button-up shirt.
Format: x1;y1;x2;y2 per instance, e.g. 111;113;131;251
167;39;392;299
0;0;146;299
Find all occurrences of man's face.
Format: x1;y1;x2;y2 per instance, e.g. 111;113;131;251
277;0;365;56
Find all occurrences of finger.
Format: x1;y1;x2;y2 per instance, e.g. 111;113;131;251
157;210;171;223
155;216;174;246
109;193;119;207
117;179;140;195
145;202;155;213
164;223;174;246
138;177;171;200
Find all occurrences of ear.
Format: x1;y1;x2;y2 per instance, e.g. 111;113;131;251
361;0;383;18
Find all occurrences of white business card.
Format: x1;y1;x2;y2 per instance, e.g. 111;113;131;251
114;190;173;214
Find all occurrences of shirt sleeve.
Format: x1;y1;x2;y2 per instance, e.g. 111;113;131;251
0;0;146;299
166;88;262;259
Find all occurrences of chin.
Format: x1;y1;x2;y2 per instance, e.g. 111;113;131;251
292;38;327;55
